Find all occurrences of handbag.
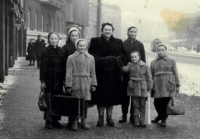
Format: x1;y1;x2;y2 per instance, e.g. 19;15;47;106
167;97;185;115
26;55;29;61
38;89;47;111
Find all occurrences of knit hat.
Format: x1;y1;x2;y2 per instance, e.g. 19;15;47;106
156;43;168;51
75;39;88;49
68;27;80;36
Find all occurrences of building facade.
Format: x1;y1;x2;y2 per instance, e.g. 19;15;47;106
0;0;25;82
24;0;67;47
101;4;121;38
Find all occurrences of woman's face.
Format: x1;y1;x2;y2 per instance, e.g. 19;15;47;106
49;34;59;46
70;31;79;43
128;28;137;39
157;46;167;57
131;53;140;63
77;41;87;53
102;25;113;38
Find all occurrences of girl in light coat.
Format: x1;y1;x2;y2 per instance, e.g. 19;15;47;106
122;51;152;127
150;44;180;127
65;39;97;131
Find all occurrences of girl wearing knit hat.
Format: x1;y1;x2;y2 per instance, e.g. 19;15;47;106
62;27;80;59
150;44;180;127
65;39;97;131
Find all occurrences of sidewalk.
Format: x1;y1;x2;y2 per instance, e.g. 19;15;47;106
0;57;200;139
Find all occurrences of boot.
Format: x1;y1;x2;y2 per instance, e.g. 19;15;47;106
151;117;161;123
119;115;127;123
160;120;166;127
106;115;114;127
45;121;53;129
140;115;146;127
97;115;104;127
81;118;90;130
133;115;140;127
71;119;78;131
52;120;63;129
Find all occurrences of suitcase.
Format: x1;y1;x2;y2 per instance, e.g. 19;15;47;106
52;95;85;118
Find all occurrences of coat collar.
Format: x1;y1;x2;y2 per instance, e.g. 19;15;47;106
127;37;137;42
74;51;90;58
47;45;61;50
100;34;115;43
155;56;168;61
130;60;145;66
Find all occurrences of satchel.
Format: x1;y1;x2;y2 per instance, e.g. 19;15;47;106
38;89;47;111
167;97;185;115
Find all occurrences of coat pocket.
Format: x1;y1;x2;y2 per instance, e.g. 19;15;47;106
72;77;81;90
166;78;175;91
128;80;134;89
141;81;147;90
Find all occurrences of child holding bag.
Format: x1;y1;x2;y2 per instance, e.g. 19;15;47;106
122;51;152;127
65;39;97;131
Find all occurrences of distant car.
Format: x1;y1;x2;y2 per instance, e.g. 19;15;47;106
151;38;162;52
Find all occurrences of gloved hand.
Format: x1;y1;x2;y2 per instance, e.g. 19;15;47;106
90;86;96;92
65;87;72;96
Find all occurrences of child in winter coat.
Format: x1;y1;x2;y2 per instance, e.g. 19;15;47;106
65;39;97;131
150;44;180;127
122;51;152;127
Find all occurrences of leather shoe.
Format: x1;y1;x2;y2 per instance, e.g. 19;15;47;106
107;115;114;126
119;115;127;123
151;117;161;123
160;120;166;127
45;121;53;129
97;116;104;127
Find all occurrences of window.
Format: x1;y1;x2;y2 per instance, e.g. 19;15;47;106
47;14;50;32
51;17;54;31
61;19;63;33
57;17;60;33
41;13;44;31
27;8;31;29
35;11;38;30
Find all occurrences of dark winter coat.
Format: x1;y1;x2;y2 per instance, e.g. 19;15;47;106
150;56;180;98
40;45;66;93
35;39;46;57
88;35;124;106
62;41;76;59
27;42;36;56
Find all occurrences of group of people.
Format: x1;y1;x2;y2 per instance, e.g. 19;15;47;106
27;35;46;68
39;22;180;131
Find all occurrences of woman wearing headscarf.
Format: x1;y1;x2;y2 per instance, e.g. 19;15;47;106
88;23;124;127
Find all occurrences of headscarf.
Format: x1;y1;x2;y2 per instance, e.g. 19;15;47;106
66;27;80;43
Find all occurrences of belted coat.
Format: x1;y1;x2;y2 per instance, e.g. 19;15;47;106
65;51;97;101
122;60;152;97
150;56;180;98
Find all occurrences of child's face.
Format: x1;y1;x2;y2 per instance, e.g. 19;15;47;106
157;46;167;57
128;28;137;39
77;41;87;53
49;34;59;46
131;53;140;63
70;31;79;42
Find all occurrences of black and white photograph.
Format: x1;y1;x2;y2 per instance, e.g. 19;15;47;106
0;0;200;138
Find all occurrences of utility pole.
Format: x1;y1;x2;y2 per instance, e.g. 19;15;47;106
97;0;101;36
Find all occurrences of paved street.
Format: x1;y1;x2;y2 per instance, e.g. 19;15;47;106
0;57;200;139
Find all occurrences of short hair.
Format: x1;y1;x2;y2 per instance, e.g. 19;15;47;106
47;32;60;44
130;51;141;60
101;23;115;31
127;26;138;33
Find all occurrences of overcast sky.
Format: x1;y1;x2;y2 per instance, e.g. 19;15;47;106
103;0;200;22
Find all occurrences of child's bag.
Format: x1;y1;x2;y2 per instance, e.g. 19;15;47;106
52;94;85;118
167;97;185;115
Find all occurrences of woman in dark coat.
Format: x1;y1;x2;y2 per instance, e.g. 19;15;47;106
88;23;124;127
27;39;36;66
40;32;66;129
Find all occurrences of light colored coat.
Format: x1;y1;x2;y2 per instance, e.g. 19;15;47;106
122;60;152;97
150;56;180;98
65;51;97;100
